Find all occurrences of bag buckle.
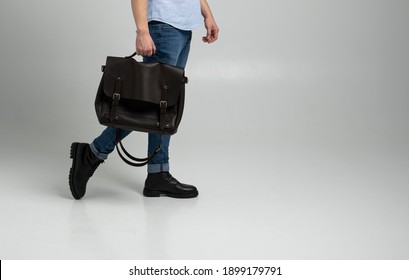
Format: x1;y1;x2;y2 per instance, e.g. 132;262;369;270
113;93;121;101
160;101;167;109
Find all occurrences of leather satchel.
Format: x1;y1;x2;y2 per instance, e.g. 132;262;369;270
94;53;188;166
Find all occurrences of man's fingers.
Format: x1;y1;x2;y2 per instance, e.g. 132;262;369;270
136;33;156;56
202;27;219;43
206;29;212;40
137;45;155;55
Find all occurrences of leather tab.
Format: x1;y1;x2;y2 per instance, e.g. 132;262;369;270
159;85;168;129
109;78;122;122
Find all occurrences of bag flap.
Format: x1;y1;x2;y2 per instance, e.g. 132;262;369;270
102;56;185;106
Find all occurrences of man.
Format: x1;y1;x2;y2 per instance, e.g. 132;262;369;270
69;0;219;199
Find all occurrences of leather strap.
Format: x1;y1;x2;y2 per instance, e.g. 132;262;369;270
109;78;122;122
115;129;161;167
116;142;161;167
159;85;168;129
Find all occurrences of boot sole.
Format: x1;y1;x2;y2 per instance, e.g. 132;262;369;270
69;142;81;199
143;189;199;199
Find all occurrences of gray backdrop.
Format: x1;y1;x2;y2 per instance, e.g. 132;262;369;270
1;0;408;259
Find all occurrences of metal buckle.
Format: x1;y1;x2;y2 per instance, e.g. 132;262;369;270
160;101;167;108
113;93;120;101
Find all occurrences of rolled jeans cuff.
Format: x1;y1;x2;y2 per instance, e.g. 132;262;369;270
148;163;169;173
90;142;109;160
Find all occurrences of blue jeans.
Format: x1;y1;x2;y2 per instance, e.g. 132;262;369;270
90;21;192;173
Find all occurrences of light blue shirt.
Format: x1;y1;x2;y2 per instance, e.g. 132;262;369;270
148;0;203;31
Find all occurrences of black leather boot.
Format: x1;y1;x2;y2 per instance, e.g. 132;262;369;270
69;142;103;199
144;172;198;198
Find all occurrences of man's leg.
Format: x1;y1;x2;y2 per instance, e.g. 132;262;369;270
90;128;131;160
69;128;131;199
143;21;198;198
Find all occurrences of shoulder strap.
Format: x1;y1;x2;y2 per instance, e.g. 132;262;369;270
115;129;161;167
116;142;161;167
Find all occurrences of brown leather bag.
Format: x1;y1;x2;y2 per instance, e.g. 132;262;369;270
94;53;188;166
95;52;188;134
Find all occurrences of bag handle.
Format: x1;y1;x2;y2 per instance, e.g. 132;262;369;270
125;52;160;60
125;52;137;59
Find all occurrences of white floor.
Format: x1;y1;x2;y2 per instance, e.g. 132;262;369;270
1;121;408;260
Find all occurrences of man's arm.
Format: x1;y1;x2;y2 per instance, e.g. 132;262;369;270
131;0;156;56
200;0;219;44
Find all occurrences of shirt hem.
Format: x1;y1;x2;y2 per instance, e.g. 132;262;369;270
148;18;202;31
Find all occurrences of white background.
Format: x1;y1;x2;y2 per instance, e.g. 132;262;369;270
0;0;408;259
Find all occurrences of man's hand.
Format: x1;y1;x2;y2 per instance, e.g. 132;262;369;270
202;16;219;44
136;31;156;56
132;0;155;56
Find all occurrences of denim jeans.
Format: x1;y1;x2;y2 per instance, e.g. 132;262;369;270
90;21;192;173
